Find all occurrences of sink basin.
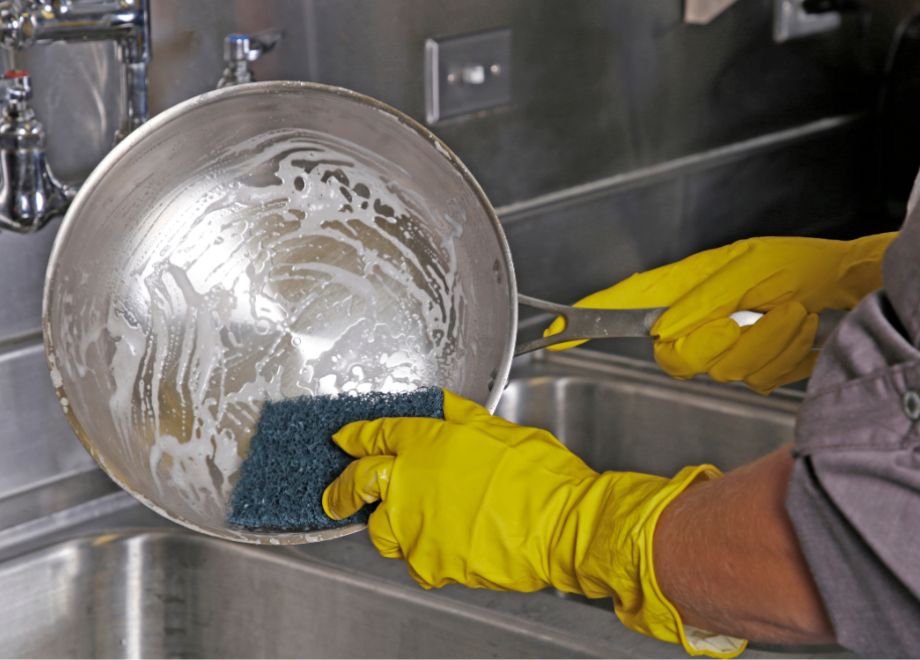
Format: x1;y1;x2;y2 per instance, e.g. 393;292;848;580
496;372;797;476
0;530;626;659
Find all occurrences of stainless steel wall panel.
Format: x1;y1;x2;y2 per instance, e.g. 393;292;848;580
301;0;870;206
0;0;879;209
145;0;873;208
0;341;95;500
679;121;884;251
0;42;121;183
504;178;683;307
0;218;61;340
501;116;878;311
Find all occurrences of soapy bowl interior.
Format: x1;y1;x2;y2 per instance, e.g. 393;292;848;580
42;82;516;544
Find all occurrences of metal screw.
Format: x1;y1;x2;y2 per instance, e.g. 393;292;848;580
490;64;501;75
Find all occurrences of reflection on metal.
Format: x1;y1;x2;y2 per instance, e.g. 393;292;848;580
495;113;864;222
0;0;150;231
774;0;841;42
0;529;633;658
0;0;150;141
0;72;73;233
217;28;283;89
499;352;800;478
684;0;740;25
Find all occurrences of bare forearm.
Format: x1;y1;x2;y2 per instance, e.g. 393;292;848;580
653;447;835;644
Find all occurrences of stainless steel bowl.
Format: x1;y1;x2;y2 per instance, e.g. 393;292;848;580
43;82;517;544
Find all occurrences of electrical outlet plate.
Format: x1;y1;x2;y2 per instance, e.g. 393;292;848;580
774;0;841;42
425;28;512;125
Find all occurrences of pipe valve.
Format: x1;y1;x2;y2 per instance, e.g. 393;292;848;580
217;28;283;89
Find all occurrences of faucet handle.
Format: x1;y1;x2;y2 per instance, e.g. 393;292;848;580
0;70;33;118
223;28;283;65
218;28;284;89
0;70;29;102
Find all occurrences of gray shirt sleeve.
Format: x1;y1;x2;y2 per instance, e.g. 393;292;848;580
788;208;920;657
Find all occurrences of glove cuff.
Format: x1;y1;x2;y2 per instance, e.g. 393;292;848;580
580;465;748;658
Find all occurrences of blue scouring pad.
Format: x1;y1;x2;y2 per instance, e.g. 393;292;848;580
227;387;445;531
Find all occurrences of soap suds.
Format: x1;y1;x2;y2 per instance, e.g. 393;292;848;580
53;128;469;529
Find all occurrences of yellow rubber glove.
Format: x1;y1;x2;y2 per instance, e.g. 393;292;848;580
544;233;897;394
323;390;746;658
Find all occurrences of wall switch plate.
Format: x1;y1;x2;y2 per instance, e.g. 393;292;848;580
425;28;512;125
774;0;841;42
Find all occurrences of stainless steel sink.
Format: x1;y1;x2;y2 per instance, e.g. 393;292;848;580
0;530;625;659
498;354;799;477
0;349;849;659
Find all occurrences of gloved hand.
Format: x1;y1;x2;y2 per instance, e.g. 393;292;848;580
323;390;745;658
544;233;897;394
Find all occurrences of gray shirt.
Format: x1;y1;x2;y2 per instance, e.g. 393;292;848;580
788;194;920;657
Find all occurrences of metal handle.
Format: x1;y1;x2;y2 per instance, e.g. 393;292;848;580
515;294;846;357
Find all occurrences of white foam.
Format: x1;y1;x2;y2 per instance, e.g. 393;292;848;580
73;128;469;522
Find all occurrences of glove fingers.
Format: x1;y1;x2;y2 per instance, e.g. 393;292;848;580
543;243;748;351
653;243;801;341
743;316;819;394
332;415;447;457
442;389;494;423
367;506;404;559
543;335;588;352
543;313;587;352
654;318;741;379
707;302;810;383
442;390;529;436
582;245;747;308
751;351;820;394
406;562;444;589
322;454;394;520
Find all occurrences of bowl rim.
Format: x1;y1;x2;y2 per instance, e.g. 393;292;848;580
41;81;517;545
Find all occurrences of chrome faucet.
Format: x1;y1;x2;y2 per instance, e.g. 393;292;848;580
0;72;73;233
0;0;150;232
0;0;151;142
217;28;283;89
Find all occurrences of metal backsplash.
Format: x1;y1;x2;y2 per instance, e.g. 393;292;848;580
0;0;904;527
0;0;873;193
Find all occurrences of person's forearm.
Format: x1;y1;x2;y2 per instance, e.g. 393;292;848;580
653;447;835;644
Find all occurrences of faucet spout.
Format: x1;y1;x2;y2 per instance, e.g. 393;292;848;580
0;72;73;233
0;0;152;232
0;0;150;144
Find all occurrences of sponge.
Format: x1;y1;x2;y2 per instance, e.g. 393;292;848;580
227;387;445;531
